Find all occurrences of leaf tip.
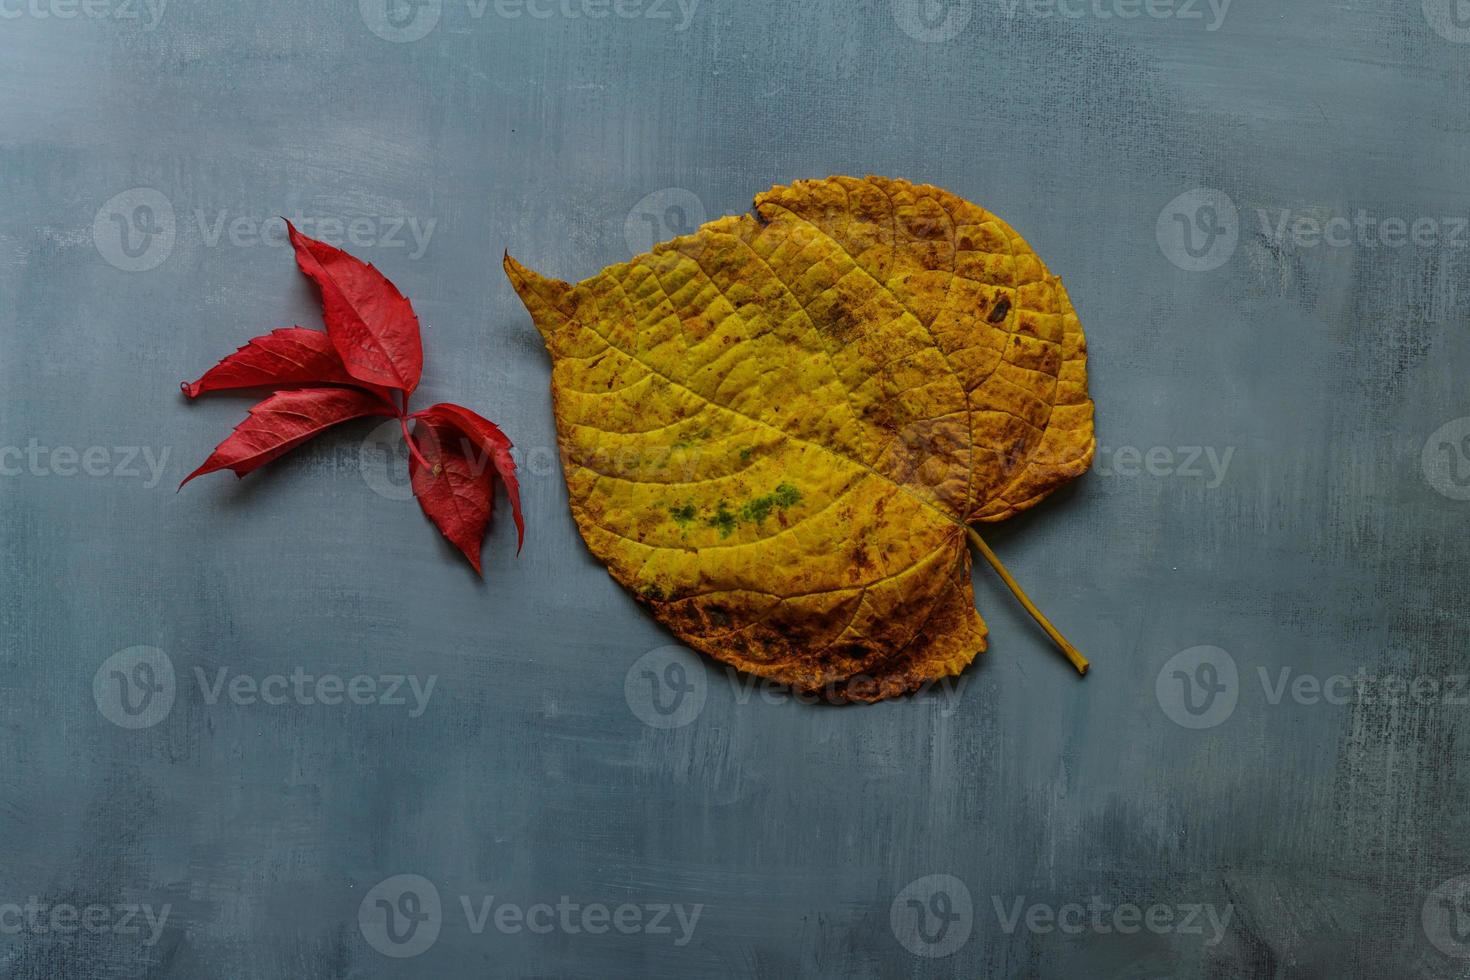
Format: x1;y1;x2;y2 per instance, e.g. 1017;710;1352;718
177;457;217;490
503;254;573;328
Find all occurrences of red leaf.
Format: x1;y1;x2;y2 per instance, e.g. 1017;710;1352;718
180;387;396;488
176;222;526;575
181;326;395;404
410;417;496;574
285;220;423;394
418;402;524;553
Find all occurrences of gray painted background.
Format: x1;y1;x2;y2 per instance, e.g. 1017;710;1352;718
3;0;1470;976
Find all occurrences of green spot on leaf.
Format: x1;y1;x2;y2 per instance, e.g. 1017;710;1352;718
739;482;803;525
707;501;737;538
740;496;775;524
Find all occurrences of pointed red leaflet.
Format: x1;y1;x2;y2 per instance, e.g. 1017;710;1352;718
181;326;395;404
179;388;396;488
417;402;524;553
410;417;496;574
285;221;424;394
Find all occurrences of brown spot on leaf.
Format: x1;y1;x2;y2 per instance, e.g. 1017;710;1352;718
988;296;1011;324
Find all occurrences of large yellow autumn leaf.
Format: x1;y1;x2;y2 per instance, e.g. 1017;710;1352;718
506;176;1095;701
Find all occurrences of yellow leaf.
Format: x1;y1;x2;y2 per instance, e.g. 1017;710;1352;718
507;176;1095;702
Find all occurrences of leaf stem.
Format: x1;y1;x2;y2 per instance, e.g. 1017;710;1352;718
399;416;431;470
966;527;1089;676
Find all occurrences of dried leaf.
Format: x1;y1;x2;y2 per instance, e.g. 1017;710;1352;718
181;326;393;404
506;176;1094;701
417;403;524;554
286;219;423;394
410;417;496;573
180;387;396;487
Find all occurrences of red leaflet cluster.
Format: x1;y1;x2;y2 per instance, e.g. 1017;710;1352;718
180;221;523;574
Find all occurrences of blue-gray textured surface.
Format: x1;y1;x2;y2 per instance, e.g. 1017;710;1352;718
4;1;1470;977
